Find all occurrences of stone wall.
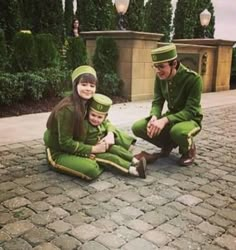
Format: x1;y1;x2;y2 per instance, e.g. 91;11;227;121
82;31;163;101
174;39;235;92
81;31;235;101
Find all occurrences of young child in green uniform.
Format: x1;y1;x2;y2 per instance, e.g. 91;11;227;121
133;43;203;166
83;93;147;178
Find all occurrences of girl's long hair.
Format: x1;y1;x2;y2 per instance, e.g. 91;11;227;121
46;73;97;139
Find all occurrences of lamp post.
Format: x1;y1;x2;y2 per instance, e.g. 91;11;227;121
115;0;130;30
200;9;212;38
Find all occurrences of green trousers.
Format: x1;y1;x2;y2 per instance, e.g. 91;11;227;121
46;144;134;180
96;144;133;174
46;148;104;181
132;117;201;154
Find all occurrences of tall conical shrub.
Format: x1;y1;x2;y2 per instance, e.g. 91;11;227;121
11;31;36;72
95;0;115;30
64;0;74;36
19;0;34;30
35;33;59;69
173;0;197;39
0;0;21;42
65;37;88;70
0;29;7;71
31;0;64;43
126;0;145;31
144;0;172;41
93;36;121;96
76;0;97;31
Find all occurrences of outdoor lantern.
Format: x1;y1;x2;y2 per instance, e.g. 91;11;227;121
115;0;130;30
200;9;212;38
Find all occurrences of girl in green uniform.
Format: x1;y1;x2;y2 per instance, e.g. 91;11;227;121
44;65;105;180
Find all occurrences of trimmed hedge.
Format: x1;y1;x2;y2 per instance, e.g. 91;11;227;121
65;37;87;70
11;31;36;72
35;33;60;69
0;73;24;105
93;36;122;96
0;69;70;105
0;29;7;71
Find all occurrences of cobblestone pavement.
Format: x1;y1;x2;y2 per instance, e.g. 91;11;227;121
0;104;236;250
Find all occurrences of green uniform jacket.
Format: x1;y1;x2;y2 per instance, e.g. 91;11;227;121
44;105;115;157
43;105;134;156
82;120;135;150
150;63;203;126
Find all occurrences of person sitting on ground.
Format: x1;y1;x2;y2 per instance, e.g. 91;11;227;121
132;43;203;166
82;93;147;178
44;65;105;180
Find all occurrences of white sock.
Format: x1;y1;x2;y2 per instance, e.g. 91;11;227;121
132;157;139;165
129;166;139;176
129;145;135;152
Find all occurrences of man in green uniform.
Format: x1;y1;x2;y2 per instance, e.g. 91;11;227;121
84;93;147;178
132;43;203;166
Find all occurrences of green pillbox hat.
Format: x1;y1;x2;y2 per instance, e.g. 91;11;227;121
90;94;113;115
72;65;97;82
151;43;177;63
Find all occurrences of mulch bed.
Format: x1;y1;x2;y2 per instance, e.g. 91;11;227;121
0;96;129;118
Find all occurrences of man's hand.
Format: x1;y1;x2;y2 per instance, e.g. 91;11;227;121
147;117;169;138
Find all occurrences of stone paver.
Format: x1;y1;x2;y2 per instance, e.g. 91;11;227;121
0;103;236;249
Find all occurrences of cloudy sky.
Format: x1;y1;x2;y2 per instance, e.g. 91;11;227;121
171;0;236;41
210;0;236;41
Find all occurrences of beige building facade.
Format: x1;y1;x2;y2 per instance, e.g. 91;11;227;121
81;31;235;101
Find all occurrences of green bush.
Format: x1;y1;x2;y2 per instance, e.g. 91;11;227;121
11;31;37;72
0;73;24;105
65;37;87;70
36;67;70;97
17;72;47;100
93;36;122;96
231;47;236;83
93;36;118;73
98;72;122;96
0;29;7;71
35;33;60;69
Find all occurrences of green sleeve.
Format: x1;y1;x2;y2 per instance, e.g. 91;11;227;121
103;119;116;132
167;75;202;124
56;107;93;155
150;78;165;118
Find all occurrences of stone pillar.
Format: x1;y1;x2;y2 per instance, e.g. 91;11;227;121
81;31;163;101
174;39;236;92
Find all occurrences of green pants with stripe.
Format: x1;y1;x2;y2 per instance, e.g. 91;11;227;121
46;144;134;180
132;117;201;154
96;144;133;174
46;148;104;181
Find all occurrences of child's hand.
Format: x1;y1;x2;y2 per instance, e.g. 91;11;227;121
100;132;115;145
91;142;108;153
